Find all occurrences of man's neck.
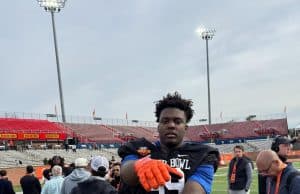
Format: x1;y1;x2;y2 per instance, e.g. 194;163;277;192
160;142;183;153
278;155;288;163
279;162;287;171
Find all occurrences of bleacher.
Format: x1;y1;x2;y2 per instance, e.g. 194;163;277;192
0;149;120;168
0;116;290;167
0;118;68;134
63;123;124;144
185;118;288;142
110;125;158;142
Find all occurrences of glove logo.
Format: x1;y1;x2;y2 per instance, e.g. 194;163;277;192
137;147;151;156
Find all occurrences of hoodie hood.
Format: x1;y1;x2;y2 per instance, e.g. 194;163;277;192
68;168;91;181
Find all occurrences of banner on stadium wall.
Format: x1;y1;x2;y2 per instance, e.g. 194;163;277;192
0;133;66;140
0;134;18;139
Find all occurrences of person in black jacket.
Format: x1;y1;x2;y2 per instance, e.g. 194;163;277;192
118;92;220;194
70;156;117;194
20;165;41;194
43;155;66;180
0;170;15;194
256;150;300;194
258;136;297;194
227;145;253;194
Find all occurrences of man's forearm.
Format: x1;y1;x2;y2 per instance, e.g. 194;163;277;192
182;181;206;194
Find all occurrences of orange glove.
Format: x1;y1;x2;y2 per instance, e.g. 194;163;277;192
134;157;183;191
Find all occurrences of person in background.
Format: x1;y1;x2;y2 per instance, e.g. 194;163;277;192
0;170;15;194
109;162;121;190
227;145;253;194
63;162;75;177
271;136;297;163
60;158;90;194
258;136;297;194
256;150;300;194
70;155;117;194
20;165;41;194
43;155;65;181
41;165;64;194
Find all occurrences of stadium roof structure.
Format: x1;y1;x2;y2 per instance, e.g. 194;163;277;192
0;118;68;140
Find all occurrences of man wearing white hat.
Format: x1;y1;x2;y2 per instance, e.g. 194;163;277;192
61;158;91;194
70;156;117;194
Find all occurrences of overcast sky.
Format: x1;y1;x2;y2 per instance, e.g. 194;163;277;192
1;1;299;128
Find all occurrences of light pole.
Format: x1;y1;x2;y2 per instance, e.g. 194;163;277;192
37;0;67;122
196;27;216;125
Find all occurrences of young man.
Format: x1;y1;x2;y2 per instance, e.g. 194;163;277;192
20;165;41;194
118;92;220;194
227;145;253;194
271;136;296;163
258;136;296;194
109;162;121;190
0;170;15;194
256;150;300;194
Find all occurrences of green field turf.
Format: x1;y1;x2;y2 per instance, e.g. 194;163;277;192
212;166;258;194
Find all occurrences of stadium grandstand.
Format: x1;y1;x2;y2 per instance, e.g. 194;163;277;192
0;112;292;147
1;111;299;189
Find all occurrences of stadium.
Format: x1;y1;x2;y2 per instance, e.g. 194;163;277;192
2;1;300;194
0;111;299;193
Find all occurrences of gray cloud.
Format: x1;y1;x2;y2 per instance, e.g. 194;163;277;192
0;0;299;127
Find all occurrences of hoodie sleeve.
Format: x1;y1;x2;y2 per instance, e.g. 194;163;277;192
245;163;253;191
60;179;66;194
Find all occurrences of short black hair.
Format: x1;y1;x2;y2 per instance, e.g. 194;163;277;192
48;155;65;167
234;145;244;151
155;92;194;123
0;170;7;176
91;166;107;177
26;165;34;174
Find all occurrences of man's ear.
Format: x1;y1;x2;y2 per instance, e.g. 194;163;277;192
273;159;280;166
185;125;188;130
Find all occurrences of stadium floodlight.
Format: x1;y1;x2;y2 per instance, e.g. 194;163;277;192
196;27;216;40
196;26;216;125
37;0;67;12
37;0;67;122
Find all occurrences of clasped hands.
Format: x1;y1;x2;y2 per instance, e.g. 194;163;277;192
134;157;183;191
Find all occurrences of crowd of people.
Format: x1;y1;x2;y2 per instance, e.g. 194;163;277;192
0;155;121;194
0;92;299;194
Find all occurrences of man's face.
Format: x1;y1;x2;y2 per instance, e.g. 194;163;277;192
233;148;243;158
158;108;187;148
112;165;120;177
257;160;280;177
53;157;61;165
277;143;292;158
